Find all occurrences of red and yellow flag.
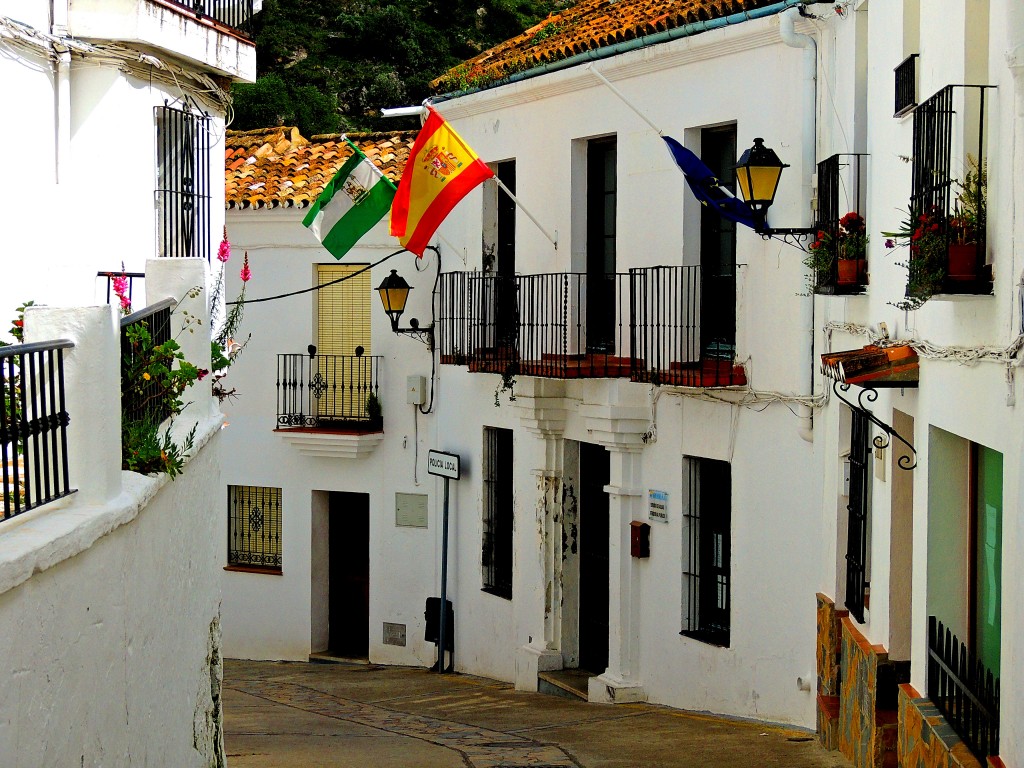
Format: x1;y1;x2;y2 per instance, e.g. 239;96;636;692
390;106;494;256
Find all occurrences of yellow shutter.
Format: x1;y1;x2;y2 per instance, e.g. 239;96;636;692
316;264;371;355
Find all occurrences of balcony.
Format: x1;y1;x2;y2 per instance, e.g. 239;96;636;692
68;0;259;82
275;352;383;458
438;268;746;387
807;154;868;295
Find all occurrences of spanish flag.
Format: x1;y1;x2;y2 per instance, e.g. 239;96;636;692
390;106;494;256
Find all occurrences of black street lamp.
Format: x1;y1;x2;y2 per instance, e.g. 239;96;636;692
734;138;816;245
377;268;433;346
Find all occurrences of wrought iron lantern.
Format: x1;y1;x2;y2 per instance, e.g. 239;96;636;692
376;268;433;345
734;137;816;246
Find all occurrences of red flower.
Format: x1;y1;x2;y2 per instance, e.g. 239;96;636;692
13;319;23;328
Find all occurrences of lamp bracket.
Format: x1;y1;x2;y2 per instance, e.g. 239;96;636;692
832;380;918;470
758;226;818;252
393;324;435;349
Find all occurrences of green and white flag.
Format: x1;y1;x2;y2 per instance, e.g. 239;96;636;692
303;138;397;260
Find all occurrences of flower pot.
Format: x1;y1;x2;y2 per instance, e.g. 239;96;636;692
837;259;859;285
947;243;979;281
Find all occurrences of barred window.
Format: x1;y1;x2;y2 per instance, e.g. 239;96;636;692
845;408;871;623
482;427;513;599
155;102;211;260
228;485;282;572
682;457;731;646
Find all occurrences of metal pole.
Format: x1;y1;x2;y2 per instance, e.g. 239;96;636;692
437;475;450;672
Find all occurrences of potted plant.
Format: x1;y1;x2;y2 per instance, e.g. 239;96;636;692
883;207;947;310
947;158;986;281
366;391;382;426
803;212;867;291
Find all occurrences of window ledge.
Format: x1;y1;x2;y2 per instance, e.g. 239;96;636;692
481;586;513;601
223;565;282;576
276;429;384;459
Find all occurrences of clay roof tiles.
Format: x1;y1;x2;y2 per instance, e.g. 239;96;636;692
225;126;417;210
432;0;780;92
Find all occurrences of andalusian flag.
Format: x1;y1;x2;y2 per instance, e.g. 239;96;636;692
303;138;397;260
390;106;494;257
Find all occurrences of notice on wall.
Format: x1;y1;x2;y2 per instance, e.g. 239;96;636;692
396;492;428;528
648;489;669;523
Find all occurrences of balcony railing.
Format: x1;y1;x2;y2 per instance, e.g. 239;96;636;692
910;84;994;295
165;0;256;36
438;268;746;386
276;352;382;431
120;299;175;428
2;339;76;521
98;270;145;308
894;54;919;117
928;616;999;761
809;154;868;295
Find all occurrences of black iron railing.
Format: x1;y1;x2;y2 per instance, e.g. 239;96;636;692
910;84;993;294
98;270;145;308
155;103;211;261
120;299;175;427
2;339;75;521
811;154;868;294
928;616;999;761
895;54;919;117
165;0;256;36
438;271;632;380
439;268;745;386
276;352;382;430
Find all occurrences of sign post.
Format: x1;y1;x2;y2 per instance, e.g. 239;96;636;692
427;450;460;672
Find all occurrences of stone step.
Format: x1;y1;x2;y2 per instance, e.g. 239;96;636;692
538;669;591;702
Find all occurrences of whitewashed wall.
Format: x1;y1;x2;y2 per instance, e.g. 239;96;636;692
220;210;443;666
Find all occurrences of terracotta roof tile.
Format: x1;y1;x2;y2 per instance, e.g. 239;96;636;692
225;127;417;210
432;0;780;92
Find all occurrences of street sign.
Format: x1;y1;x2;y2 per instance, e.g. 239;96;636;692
427;450;460;480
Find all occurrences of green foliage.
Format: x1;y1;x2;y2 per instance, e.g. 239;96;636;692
231;0;569;134
122;417;197;479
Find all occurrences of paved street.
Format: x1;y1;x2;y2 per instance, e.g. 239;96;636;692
223;659;851;767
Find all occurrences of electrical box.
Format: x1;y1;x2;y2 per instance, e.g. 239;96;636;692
407;375;426;405
630;521;650;558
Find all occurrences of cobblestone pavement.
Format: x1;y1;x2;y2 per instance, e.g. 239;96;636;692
223;659;852;768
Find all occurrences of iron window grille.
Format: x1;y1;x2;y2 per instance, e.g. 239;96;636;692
845;407;870;623
482;427;513;599
928;616;999;761
228;485;283;572
894;54;919;117
2;339;75;521
120;299;175;430
910;84;994;294
275;353;382;430
811;153;868;294
682;457;731;647
155;102;211;261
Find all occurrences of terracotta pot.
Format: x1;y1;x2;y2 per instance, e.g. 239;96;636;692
837;259;859;285
947;243;979;281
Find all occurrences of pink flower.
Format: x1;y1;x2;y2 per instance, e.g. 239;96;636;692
217;226;231;263
119;294;132;312
197;368;210;381
112;275;129;295
240;252;251;283
885;239;895;249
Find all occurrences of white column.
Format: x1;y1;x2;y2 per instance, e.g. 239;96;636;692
25;304;121;506
144;257;216;419
588;447;647;704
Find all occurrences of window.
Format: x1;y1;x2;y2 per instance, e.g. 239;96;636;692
699;126;737;358
228;485;282;572
845;408;870;622
314;263;373;421
586;137;616;354
155;102;211;260
482;427;513;598
682;457;730;646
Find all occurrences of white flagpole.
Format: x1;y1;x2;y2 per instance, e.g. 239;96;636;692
492;176;558;249
585;64;663;136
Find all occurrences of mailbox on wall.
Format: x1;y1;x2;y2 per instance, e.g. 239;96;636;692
630;521;650;558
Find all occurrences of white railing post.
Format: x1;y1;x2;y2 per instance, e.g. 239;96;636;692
24;305;122;505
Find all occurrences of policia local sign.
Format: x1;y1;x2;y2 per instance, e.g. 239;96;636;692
427;450;460;480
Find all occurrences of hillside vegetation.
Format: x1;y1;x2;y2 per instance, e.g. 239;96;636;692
232;0;569;135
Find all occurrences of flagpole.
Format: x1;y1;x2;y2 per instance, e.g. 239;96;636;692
492;177;558;250
585;64;664;136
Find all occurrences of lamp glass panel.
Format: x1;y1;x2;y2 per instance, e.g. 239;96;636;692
378;285;410;314
737;165;783;205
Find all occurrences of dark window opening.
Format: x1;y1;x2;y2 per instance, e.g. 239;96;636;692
482;427;513;599
682;457;731;646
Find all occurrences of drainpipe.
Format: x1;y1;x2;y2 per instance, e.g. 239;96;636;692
51;0;70;185
779;6;818;442
1008;3;1024;337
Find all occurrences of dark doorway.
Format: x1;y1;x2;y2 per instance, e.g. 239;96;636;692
586;137;617;354
578;442;610;674
700;126;737;358
494;160;518;350
329;491;370;657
